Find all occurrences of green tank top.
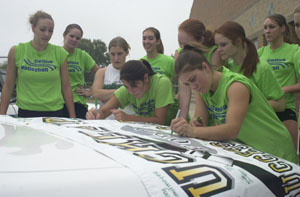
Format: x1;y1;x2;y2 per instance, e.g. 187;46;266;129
201;67;298;163
226;60;284;101
15;41;68;111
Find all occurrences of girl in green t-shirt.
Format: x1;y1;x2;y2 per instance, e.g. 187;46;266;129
0;11;75;118
176;19;225;121
257;14;300;149
62;24;100;119
141;28;181;123
214;21;285;112
170;42;298;164
86;60;178;126
142;27;175;79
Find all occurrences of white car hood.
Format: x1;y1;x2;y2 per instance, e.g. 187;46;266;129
1;116;300;197
0;122;149;197
0;123;121;171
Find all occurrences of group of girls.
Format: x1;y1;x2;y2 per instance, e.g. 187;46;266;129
171;11;300;164
1;8;300;164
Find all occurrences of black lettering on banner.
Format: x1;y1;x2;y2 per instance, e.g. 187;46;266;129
233;160;285;196
209;142;261;157
78;129;297;196
78;126;110;132
163;165;233;196
96;138;162;152
223;146;260;157
280;173;300;195
79;131;127;141
80;130;193;163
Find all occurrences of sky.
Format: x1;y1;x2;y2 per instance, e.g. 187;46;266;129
0;0;193;63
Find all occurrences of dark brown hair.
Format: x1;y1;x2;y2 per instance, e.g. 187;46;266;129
120;60;155;86
179;19;215;48
215;21;258;77
175;42;210;76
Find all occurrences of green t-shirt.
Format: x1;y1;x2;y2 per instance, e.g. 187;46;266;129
200;67;298;163
114;74;177;125
15;41;68;111
142;54;175;79
67;48;95;107
226;60;284;101
258;43;300;111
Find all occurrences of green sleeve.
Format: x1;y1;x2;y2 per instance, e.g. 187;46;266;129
257;63;284;100
161;56;175;79
257;47;263;57
55;46;68;68
15;44;23;62
82;50;96;71
154;77;175;108
292;48;300;81
168;58;176;79
114;86;130;109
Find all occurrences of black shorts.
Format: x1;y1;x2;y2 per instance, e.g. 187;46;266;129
18;108;65;118
275;109;297;122
62;102;88;119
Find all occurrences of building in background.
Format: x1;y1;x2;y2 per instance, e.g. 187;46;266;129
190;0;300;48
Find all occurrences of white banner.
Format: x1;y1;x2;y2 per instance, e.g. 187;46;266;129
1;116;300;197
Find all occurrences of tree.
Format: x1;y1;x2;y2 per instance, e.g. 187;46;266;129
78;38;110;67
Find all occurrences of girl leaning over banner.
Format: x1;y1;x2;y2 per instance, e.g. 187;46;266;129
86;59;178;126
170;42;298;164
175;19;225;121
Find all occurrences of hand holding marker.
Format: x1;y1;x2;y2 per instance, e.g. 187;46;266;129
171;109;181;135
94;98;99;115
197;116;201;123
196;116;205;127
